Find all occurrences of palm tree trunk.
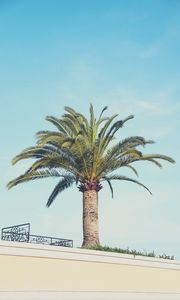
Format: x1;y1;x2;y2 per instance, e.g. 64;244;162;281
82;190;100;247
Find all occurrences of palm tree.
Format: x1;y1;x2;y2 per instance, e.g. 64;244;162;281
7;105;175;247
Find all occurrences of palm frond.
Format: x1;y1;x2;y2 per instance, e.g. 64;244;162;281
122;165;139;177
36;132;66;146
98;114;118;140
141;154;175;164
104;178;114;198
64;106;78;116
142;158;163;168
99;115;135;155
46;176;75;207
12;144;77;166
7;169;61;189
107;115;134;138
106;136;154;160
102;175;152;194
46;116;67;134
98;106;108;121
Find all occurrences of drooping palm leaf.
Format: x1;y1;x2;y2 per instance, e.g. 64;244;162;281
7;169;62;189
46;176;75;207
102;175;152;195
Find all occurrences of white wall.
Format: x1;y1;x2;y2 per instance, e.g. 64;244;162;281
0;241;180;299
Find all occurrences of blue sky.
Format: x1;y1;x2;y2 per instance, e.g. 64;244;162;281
0;0;180;258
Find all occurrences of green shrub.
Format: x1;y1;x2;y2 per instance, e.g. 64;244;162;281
81;244;174;260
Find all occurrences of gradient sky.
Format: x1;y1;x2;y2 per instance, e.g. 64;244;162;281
0;0;180;258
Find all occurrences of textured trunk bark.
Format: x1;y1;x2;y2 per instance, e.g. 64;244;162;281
82;190;100;247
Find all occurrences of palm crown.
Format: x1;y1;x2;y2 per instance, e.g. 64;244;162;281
8;104;175;207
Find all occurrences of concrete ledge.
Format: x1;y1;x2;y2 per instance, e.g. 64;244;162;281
0;241;180;299
0;240;179;270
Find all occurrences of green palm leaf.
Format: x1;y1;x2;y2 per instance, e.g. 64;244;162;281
46;176;75;207
7;169;61;189
103;175;152;195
